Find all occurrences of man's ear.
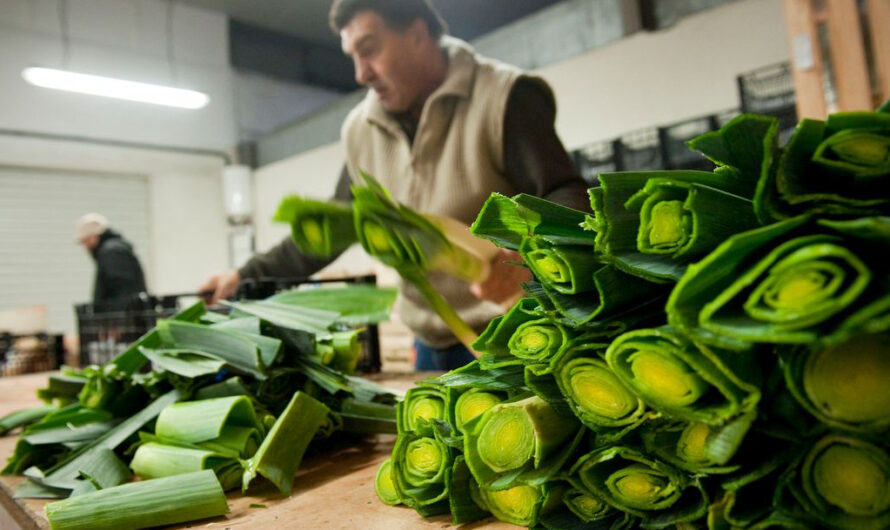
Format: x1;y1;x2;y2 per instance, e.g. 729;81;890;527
406;18;430;45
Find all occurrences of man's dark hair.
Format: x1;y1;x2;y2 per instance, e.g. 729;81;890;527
329;0;448;39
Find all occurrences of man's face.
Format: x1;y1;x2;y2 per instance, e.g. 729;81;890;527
79;234;99;251
341;11;426;113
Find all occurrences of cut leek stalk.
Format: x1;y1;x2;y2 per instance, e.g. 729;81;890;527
391;431;452;515
45;470;228;530
770;108;890;218
375;458;402;506
131;442;242;491
641;412;756;475
667;216;890;350
555;354;649;437
453;389;504;435
605;327;761;424
155;396;263;447
782;334;890;433
591;169;759;282
464;395;581;490
274;195;357;257
573;445;708;527
397;386;447;437
242;391;329;495
788;433;890;530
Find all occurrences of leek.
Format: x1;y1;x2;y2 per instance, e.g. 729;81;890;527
397;385;447;437
591;169;759;282
785;433;890;530
274;195;357;257
225;299;339;337
351;173;499;349
667;216;890;350
0;404;56;436
782;333;890;433
555;353;649;439
477;481;564;527
139;347;226;379
640;412;756;475
572;446;708;527
520;236;598;294
452;388;504;435
687;113;782;225
16;390;181;497
270;285;398;325
45;470;228;530
508;318;575;363
391;431;452;516
242;390;329;495
157;319;278;378
562;486;612;522
375;458;402;506
771;106;890;218
463;394;582;490
447;455;489;524
605;327;761;424
155;396;263;447
131;442;242;490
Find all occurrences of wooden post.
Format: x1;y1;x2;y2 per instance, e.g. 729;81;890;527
867;0;890;104
826;0;873;110
783;0;828;118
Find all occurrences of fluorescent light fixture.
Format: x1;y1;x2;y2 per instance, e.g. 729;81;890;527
22;67;209;109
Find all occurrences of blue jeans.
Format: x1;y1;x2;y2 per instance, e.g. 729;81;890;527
414;339;475;371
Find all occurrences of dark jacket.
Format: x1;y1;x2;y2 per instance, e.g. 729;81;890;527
91;229;147;308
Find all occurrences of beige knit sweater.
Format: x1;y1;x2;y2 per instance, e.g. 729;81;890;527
341;37;552;348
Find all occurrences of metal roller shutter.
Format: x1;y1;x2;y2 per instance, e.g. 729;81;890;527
0;166;151;334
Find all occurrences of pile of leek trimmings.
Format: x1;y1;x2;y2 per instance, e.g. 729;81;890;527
0;285;400;530
376;99;890;529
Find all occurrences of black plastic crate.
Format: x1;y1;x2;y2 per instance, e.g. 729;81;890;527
658;115;718;171
75;295;179;367
572;139;620;185
715;108;742;127
616;128;664;171
237;274;383;374
738;62;798;142
1;332;65;377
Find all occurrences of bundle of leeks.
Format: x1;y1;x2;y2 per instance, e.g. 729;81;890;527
376;99;890;530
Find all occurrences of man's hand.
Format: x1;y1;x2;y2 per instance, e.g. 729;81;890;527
197;270;241;304
470;249;531;305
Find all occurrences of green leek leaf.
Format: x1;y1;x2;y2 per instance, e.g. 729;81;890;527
45;469;228;530
242;391;329;495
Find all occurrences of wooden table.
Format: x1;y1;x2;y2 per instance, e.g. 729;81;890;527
0;372;515;529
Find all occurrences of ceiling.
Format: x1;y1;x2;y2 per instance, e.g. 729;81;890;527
179;0;564;48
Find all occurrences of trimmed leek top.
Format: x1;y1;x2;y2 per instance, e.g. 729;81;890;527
667;216;890;350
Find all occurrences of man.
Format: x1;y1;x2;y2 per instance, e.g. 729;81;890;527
76;213;147;310
200;0;588;370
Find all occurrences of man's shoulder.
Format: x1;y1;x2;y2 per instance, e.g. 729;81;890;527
97;238;134;258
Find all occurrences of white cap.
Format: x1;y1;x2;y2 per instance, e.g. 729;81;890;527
75;213;109;240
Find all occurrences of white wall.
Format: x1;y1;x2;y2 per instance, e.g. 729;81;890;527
0;0;236;151
252;141;377;275
251;0;790;275
541;0;789;148
0;134;230;303
0;0;235;325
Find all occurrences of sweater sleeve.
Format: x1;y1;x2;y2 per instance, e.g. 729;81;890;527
237;167;353;280
502;78;590;212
